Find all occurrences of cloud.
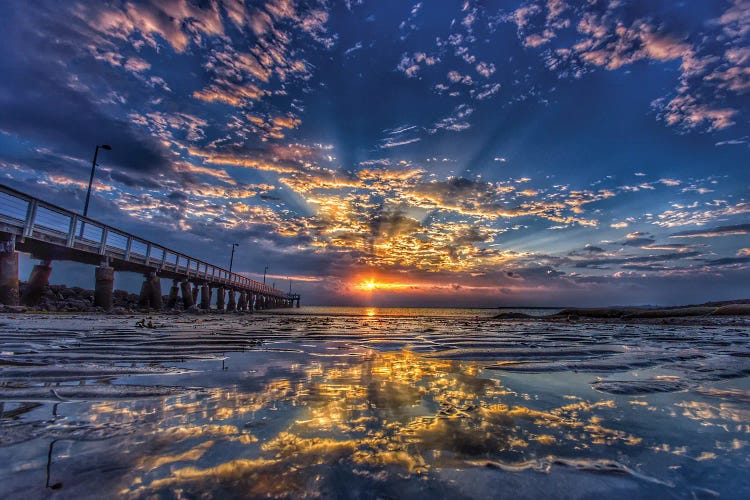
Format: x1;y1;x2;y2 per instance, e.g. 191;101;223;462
397;52;440;78
380;137;421;148
658;178;682;187
716;137;748;146
124;57;151;73
512;0;750;132
572;251;702;269
670;224;750;238
87;0;224;54
379;124;422;149
446;71;473;85
655;94;737;132
583;244;604;253
655;201;750;227
472;83;501;100
344;41;363;56
428;104;473;133
475;62;496;78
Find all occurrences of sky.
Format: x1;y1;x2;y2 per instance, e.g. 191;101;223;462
0;0;749;307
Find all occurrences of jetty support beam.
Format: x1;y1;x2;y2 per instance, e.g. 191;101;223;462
167;279;179;309
200;284;210;310
180;281;194;309
94;265;114;310
22;259;52;306
0;234;18;306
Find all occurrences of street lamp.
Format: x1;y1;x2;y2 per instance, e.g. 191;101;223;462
228;243;239;274
263;266;269;285
83;144;112;217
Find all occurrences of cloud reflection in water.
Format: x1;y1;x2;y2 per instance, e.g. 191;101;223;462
98;350;646;497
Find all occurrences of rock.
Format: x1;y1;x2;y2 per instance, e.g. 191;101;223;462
711;304;750;316
625;307;716;318
0;305;27;313
492;312;532;319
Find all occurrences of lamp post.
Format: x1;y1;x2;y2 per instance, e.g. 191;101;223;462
263;266;269;285
228;243;239;274
83;144;112;217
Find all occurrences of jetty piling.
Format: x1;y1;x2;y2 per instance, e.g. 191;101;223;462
21;259;52;306
94;265;115;310
0;233;19;306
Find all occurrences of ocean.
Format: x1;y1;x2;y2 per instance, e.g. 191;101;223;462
269;306;562;317
0;310;749;498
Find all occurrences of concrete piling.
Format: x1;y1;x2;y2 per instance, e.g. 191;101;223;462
21;259;52;306
216;287;225;311
200;284;210;310
238;290;247;311
192;283;199;304
228;289;236;312
138;276;153;309
0;234;18;306
149;273;162;310
167;280;180;308
94;265;114;310
180;281;194;309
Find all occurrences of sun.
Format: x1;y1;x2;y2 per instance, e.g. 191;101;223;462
363;279;376;290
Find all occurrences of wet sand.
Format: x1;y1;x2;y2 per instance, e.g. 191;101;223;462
1;312;750;498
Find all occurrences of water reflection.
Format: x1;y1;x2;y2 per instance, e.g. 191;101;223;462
3;311;750;498
58;350;645;497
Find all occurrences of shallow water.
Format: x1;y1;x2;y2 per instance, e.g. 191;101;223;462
1;312;750;498
269;306;561;318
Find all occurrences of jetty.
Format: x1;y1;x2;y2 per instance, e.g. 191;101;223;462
0;183;300;311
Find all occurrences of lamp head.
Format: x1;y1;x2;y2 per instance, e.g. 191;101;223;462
100;144;112;150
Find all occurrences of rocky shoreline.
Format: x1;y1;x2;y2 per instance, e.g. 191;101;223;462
494;300;750;325
1;282;186;314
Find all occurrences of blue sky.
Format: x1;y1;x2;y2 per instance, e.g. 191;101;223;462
1;0;749;306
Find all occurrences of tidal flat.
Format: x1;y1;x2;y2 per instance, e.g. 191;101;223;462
1;312;750;499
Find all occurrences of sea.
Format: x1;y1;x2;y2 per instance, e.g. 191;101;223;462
1;307;749;498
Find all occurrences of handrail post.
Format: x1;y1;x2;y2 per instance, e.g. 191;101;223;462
23;200;38;238
99;227;109;256
66;214;78;247
124;238;132;261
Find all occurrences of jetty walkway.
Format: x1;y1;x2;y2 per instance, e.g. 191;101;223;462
0;183;300;311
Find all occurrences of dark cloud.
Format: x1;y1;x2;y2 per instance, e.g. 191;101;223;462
703;256;750;267
670;224;750;238
620;237;656;247
583;244;605;253
368;211;422;239
574;251;701;268
0;5;171;181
